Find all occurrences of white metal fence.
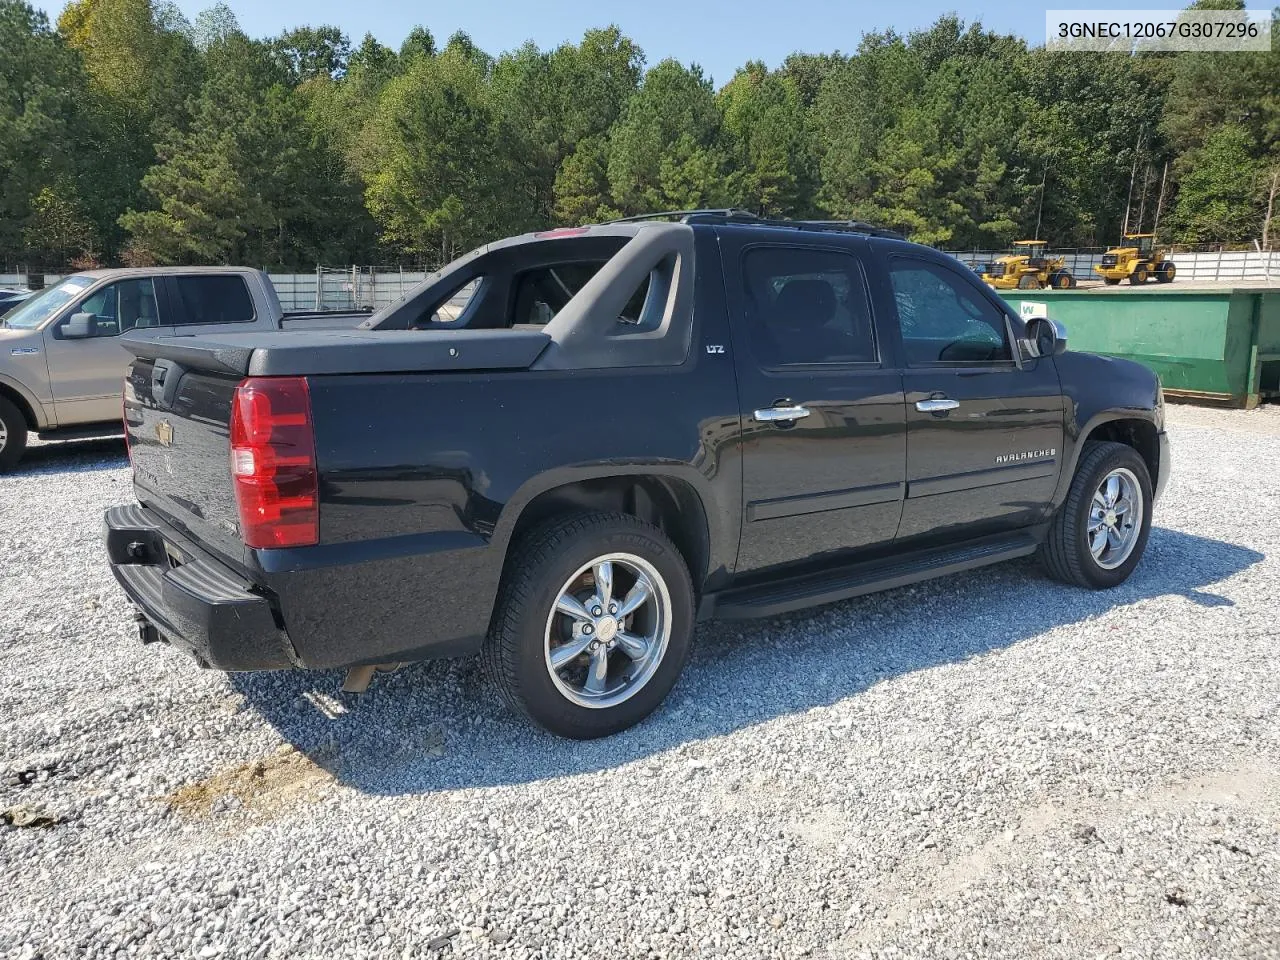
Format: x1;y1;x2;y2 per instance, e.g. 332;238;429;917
4;249;1277;306
271;267;431;311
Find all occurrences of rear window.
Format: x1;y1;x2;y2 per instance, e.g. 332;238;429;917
172;275;255;325
510;261;650;327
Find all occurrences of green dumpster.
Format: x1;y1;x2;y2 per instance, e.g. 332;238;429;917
1000;286;1280;407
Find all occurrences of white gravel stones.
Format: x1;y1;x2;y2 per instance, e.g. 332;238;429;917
2;407;1278;959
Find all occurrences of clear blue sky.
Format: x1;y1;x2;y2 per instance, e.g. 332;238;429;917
33;0;1275;85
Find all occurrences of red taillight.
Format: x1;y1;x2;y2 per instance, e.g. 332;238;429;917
229;377;318;549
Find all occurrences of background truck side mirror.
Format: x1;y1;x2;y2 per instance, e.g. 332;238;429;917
1023;316;1067;359
62;313;96;339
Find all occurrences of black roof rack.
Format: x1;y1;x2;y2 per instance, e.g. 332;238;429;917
603;208;758;224
602;209;904;240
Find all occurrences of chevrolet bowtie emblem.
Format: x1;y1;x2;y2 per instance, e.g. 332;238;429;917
156;419;174;447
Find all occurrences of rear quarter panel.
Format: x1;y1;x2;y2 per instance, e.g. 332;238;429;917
270;358;742;668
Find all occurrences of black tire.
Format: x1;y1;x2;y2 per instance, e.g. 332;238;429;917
483;512;695;739
1017;274;1039;290
0;396;29;472
1039;441;1153;589
1129;265;1149;285
1156;261;1176;283
1053;271;1076;289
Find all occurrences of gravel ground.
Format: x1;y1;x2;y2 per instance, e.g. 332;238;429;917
1;407;1278;960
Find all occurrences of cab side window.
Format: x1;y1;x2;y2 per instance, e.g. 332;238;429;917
889;259;1013;365
171;275;255;325
70;279;162;337
742;246;877;366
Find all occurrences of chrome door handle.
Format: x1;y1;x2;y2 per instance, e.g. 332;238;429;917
753;405;811;423
915;398;960;412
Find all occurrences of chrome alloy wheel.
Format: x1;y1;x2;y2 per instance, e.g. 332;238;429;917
544;553;672;709
0;418;7;452
1088;467;1143;570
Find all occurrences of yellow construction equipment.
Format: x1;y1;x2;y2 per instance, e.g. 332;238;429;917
1093;233;1176;285
979;241;1076;290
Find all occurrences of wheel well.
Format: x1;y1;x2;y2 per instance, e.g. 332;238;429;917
0;384;38;431
1085;419;1160;490
509;476;711;588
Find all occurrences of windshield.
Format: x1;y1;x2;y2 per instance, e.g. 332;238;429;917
2;277;94;329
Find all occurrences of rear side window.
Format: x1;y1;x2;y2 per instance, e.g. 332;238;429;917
172;275;255;326
889;259;1012;365
434;278;481;322
742;246;877;365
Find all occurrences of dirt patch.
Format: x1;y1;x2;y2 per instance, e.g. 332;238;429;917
163;747;331;820
2;802;63;828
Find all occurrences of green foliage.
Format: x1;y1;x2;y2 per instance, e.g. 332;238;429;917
491;27;644;226
119;30;373;266
811;22;1031;247
22;185;96;266
607;59;726;213
362;49;522;261
553;136;620;225
718;63;813;216
0;1;95;257
271;25;351;81
1168;124;1262;241
398;27;435;62
1;4;1277;270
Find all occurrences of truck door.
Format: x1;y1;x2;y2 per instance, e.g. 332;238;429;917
879;253;1065;544
723;235;907;576
43;277;172;425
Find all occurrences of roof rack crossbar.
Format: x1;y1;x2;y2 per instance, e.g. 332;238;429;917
603;209;762;224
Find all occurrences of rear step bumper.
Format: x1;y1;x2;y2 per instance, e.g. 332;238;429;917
103;504;295;670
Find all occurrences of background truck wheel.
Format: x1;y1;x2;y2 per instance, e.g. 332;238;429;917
1156;261;1176;283
483;512;695;739
1052;271;1075;289
1129;265;1149;285
1039;441;1153;590
0;396;29;472
1017;274;1038;290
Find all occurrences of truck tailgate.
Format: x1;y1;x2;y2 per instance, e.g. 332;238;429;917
120;327;551;571
124;354;248;570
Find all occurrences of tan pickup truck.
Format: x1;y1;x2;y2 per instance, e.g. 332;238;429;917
0;267;366;470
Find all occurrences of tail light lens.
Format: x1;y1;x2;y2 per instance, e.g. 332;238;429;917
229;377;318;549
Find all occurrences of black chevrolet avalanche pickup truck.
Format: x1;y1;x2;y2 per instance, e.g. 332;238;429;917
104;211;1170;739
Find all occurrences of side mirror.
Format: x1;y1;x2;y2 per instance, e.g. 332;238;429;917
62;313;96;339
1022;316;1067;359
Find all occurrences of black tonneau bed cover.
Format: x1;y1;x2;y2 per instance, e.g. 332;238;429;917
120;329;552;377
